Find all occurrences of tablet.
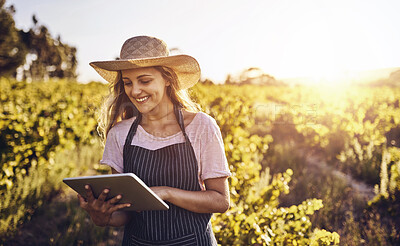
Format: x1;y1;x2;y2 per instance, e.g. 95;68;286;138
63;173;169;211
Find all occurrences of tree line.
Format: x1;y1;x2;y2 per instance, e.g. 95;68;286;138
0;0;77;81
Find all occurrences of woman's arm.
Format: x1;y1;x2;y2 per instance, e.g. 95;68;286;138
107;209;132;227
151;177;230;213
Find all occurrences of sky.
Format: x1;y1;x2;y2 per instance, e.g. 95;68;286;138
6;0;400;84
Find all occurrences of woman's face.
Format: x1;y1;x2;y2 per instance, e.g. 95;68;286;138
121;67;171;115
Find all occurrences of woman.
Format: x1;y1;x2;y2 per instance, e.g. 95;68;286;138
78;36;231;245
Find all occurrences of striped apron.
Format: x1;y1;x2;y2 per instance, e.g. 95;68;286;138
121;105;217;245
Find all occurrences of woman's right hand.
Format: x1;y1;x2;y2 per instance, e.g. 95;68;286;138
77;185;131;227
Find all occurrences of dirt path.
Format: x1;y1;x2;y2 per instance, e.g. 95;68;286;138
305;152;376;202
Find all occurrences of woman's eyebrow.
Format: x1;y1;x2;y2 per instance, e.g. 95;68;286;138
137;74;152;79
122;74;152;80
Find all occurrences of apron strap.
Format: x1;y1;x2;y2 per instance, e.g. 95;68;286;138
173;104;190;142
124;113;142;147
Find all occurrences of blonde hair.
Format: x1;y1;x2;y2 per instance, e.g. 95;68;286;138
97;66;200;142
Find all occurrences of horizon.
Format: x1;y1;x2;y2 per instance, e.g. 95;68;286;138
278;66;399;86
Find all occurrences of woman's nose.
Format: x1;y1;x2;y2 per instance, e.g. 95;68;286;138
129;82;142;97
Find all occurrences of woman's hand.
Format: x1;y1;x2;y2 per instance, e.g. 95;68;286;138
77;185;131;227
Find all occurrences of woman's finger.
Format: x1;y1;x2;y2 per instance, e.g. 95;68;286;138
108;194;122;205
109;203;132;213
77;194;87;209
97;189;109;202
85;185;95;202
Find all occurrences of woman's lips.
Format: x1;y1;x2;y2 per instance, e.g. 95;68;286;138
136;96;150;103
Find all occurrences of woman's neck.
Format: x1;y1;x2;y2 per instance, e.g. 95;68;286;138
141;101;176;127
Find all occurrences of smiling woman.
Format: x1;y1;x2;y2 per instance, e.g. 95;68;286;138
121;68;171;116
80;36;231;245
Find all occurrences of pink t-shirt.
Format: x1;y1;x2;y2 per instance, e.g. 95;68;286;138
100;112;231;190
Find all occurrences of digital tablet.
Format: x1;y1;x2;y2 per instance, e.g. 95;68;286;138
63;173;169;211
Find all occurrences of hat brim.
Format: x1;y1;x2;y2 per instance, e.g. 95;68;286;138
89;55;200;90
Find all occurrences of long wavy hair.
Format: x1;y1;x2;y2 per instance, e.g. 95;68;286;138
97;66;200;142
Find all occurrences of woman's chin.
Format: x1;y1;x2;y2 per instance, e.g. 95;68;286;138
135;104;158;115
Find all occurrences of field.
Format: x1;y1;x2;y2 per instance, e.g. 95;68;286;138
1;77;399;245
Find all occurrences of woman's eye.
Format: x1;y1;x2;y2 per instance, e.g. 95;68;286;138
140;80;152;84
123;81;132;86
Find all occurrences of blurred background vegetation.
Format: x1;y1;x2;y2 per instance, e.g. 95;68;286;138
1;0;400;245
0;0;77;81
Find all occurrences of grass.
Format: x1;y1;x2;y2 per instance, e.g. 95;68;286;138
265;141;397;245
3;189;123;246
1;142;122;245
2;139;398;245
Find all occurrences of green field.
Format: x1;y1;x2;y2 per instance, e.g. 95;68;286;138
1;78;399;245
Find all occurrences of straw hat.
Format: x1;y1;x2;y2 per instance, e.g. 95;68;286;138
89;36;200;89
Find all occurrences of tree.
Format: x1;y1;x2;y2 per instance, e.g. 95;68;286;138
0;0;27;77
0;1;77;81
238;67;280;85
224;74;235;85
18;16;78;81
